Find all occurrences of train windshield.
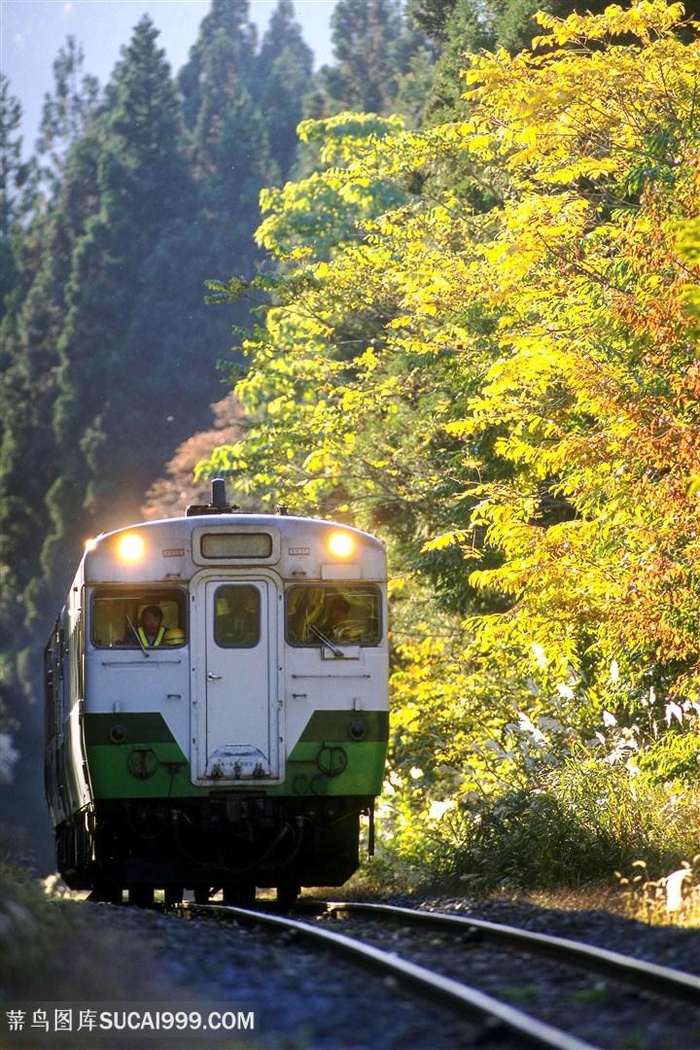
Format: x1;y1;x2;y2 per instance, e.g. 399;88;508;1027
90;587;188;648
286;585;381;647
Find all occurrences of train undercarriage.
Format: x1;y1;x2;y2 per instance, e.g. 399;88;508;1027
55;794;372;906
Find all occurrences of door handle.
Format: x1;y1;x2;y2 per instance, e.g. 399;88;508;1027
207;672;222;681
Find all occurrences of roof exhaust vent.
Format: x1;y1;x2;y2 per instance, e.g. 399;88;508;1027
211;478;227;508
186;478;239;517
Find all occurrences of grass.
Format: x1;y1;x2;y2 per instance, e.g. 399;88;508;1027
362;757;700;928
0;861;160;1000
616;857;700;927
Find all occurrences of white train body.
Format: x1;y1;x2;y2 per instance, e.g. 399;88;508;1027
45;492;388;903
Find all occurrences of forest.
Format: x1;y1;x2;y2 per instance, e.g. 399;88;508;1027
2;0;700;909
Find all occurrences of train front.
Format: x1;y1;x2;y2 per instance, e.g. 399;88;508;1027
58;503;388;904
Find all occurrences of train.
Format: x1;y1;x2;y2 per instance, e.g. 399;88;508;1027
44;481;389;906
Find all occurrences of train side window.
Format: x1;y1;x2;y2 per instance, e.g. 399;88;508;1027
91;589;187;648
214;585;260;648
286;585;381;647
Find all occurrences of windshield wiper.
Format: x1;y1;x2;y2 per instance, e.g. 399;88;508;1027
125;614;150;658
309;623;345;658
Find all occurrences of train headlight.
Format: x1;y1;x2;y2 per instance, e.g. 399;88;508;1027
327;531;354;559
117;533;145;562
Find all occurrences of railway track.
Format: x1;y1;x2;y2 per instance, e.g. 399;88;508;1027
193;899;700;1050
325;900;700;1004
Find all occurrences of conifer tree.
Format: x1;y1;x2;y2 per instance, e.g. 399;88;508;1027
179;0;271;268
178;0;257;133
0;74;26;312
0;67;104;627
44;16;196;579
256;0;314;181
0;62;104;862
311;0;427;116
36;37;100;200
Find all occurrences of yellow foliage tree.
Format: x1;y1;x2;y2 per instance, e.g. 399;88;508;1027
202;3;700;879
452;2;700;688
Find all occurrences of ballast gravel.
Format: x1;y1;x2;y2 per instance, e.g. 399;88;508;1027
60;900;481;1050
15;894;700;1050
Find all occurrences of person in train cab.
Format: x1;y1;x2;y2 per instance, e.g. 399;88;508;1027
132;605;186;647
318;594;353;641
135;605;167;647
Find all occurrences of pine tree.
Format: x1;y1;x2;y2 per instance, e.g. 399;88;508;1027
178;0;257;133
180;0;271;254
422;0;494;122
256;0;314;181
312;0;427;116
0;66;105;860
44;16;197;579
36;37;100;200
0;74;26;313
0;75;104;619
176;0;274;376
408;0;458;42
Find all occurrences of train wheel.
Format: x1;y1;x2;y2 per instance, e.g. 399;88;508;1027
164;886;183;909
223;883;256;906
128;885;154;908
276;883;300;908
90;881;122;905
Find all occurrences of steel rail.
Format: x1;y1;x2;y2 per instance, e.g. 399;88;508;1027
196;902;602;1050
325;901;700;1006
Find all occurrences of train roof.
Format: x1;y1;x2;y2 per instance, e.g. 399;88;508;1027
78;483;385;586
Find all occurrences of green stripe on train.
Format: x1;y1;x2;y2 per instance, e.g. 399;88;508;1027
291;710;388;742
84;712;180;746
83;710;388;799
84;713;196;798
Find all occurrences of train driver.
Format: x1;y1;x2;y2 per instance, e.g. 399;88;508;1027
135;605;166;647
317;593;353;641
129;605;185;648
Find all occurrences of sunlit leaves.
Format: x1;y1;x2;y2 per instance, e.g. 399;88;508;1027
199;4;700;859
532;0;689;45
422;7;697;661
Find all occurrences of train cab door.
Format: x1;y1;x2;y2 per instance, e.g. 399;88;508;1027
194;579;279;783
